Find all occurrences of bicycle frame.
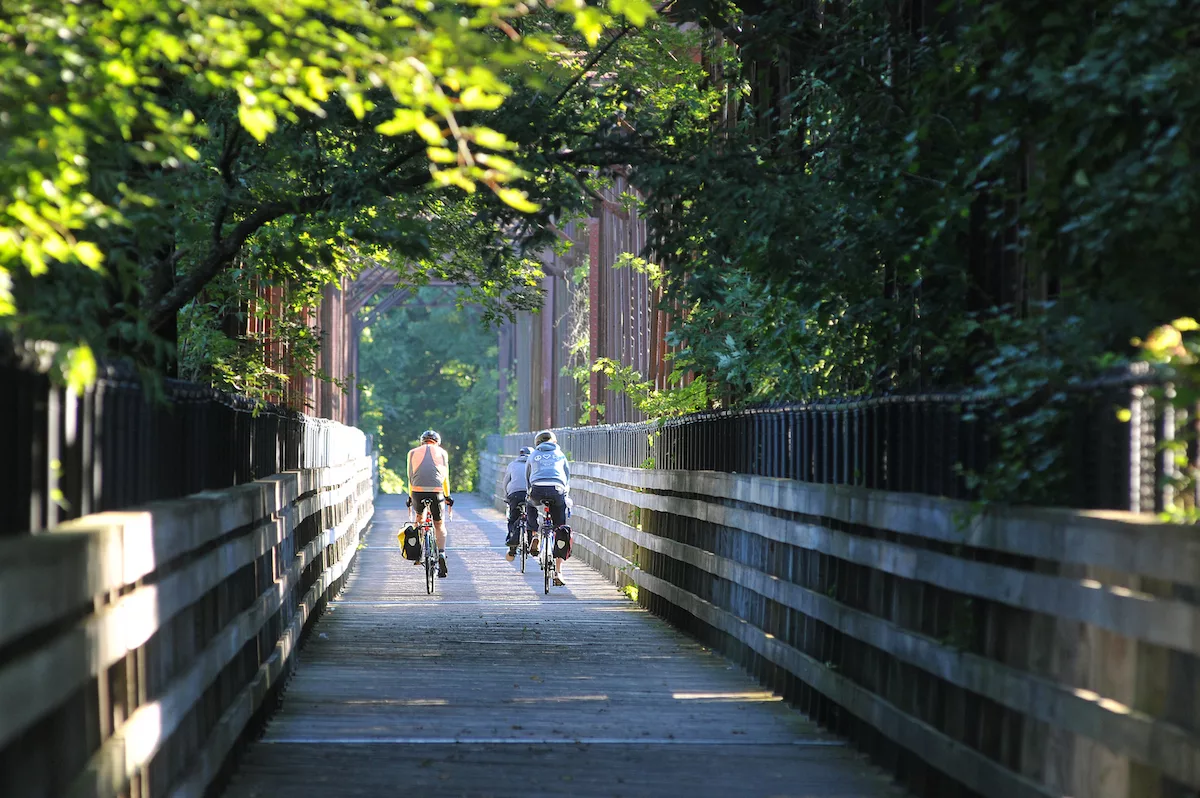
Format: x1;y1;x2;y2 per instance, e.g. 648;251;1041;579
514;509;529;573
539;502;555;594
413;499;439;595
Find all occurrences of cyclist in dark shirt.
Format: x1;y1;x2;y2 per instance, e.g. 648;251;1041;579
503;446;533;561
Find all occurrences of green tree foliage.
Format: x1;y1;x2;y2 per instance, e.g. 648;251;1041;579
1;0;655;382
482;0;1196;506
357;288;499;492
629;0;1200;404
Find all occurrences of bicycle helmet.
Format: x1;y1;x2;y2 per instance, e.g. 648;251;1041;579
535;430;556;445
420;429;441;444
519;446;533;456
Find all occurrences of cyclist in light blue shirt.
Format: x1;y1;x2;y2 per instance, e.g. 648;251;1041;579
525;430;572;585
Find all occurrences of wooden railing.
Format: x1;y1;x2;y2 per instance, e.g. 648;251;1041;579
0;456;374;797
1;343;370;537
479;452;1200;798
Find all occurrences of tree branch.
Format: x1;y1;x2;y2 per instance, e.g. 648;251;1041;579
381;144;426;177
211;124;242;245
147;146;431;332
571;171;610;206
148;192;332;331
551;1;677;108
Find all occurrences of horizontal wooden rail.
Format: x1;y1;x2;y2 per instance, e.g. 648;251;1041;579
0;457;373;798
567;517;1054;798
478;452;1200;798
573;474;1200;657
572;504;1200;791
572;463;1200;587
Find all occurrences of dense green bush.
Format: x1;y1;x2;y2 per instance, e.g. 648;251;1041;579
633;0;1200;403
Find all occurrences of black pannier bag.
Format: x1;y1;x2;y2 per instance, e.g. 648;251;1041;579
554;525;573;560
399;524;422;561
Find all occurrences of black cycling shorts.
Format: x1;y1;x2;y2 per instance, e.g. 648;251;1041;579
506;491;527;521
411;491;444;522
527;484;568;529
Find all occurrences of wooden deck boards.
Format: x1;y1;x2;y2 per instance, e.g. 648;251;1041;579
221;494;900;797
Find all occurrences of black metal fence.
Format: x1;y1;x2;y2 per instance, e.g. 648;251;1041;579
2;347;367;536
490;366;1185;512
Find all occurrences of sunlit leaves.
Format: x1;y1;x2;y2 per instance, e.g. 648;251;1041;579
610;0;657;26
58;344;97;395
495;188;539;213
415;119;448;146
427;147;459;164
343;91;367;122
237;105;277;143
1135;317;1200;365
467;127;517;151
589;357;707;419
554;0;655;46
1;0;656;366
0;270;14;317
458;86;507;111
375;109;431;136
74;242;103;270
573;7;610;45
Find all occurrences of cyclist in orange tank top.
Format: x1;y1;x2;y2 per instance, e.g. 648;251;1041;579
407;430;454;578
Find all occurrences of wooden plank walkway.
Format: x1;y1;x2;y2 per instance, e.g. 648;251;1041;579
221;494;901;798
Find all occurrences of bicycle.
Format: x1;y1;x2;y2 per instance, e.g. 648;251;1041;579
413;498;439;595
537;500;555;594
514;511;530;574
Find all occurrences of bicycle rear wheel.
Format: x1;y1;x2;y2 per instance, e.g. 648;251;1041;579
542;531;552;594
519;520;527;573
424;533;435;595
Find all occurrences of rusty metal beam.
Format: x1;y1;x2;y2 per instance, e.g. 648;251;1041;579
541;275;554;430
346;257;480;315
588;215;601;426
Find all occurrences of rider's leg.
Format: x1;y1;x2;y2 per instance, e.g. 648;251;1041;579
428;497;448;576
505;506;517;561
505;493;524;559
550;491;568;585
435;519;448;577
412;502;431;565
505;494;524;543
525;494;538;530
548;493;567;528
525;492;541;556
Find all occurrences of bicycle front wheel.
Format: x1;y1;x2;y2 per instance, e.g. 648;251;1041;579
519;522;527;573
